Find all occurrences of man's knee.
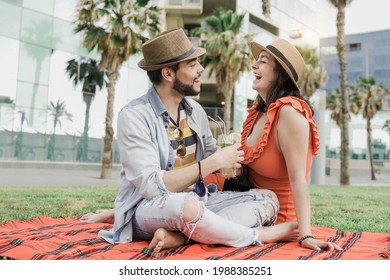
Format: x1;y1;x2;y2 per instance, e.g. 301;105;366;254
256;189;278;204
182;195;202;223
253;189;279;217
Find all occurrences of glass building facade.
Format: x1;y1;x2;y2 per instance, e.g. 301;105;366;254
320;30;390;160
3;0;369;166
0;0;149;162
0;0;327;163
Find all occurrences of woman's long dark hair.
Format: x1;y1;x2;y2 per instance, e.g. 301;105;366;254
255;61;313;115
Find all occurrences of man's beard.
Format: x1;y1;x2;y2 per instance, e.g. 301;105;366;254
173;77;200;97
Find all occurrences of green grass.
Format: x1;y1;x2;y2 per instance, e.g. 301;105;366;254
0;185;117;223
310;185;390;233
0;184;389;233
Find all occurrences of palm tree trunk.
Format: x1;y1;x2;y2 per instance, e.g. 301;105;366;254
100;70;117;179
367;118;376;180
51;119;57;161
82;94;93;162
336;5;350;185
30;61;42;125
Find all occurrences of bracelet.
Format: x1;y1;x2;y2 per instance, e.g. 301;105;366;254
198;161;203;180
299;235;315;245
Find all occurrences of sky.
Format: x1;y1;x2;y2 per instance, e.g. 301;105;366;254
318;0;390;37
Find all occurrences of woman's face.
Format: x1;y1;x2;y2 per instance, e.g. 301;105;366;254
251;51;277;98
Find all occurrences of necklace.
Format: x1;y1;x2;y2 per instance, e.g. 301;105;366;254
169;105;186;157
169;106;183;139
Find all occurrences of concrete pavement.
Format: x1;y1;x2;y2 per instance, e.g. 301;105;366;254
0;160;389;187
0;161;120;187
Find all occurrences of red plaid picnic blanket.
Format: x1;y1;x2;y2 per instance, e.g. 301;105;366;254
0;216;389;260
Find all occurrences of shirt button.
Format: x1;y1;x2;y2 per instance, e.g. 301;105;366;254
168;164;172;168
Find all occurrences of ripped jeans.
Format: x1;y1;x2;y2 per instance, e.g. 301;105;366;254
132;189;279;247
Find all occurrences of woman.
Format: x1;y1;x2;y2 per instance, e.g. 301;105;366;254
240;38;341;251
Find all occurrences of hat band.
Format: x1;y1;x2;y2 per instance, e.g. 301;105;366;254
266;45;298;82
159;47;196;65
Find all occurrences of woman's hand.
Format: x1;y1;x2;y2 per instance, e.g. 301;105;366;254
300;237;343;251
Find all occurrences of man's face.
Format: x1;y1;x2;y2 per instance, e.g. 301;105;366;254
172;58;204;97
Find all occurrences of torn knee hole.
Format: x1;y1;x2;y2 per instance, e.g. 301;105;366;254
266;203;275;217
183;196;202;224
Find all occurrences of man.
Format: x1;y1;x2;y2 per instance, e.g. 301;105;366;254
96;29;298;252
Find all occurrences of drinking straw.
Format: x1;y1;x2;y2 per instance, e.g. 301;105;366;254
208;116;226;143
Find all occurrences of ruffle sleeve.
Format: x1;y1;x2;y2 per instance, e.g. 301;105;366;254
241;96;320;165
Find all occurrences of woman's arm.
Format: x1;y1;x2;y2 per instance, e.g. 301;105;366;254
277;106;311;237
278;105;341;250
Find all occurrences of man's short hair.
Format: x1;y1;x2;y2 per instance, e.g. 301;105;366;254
146;63;180;85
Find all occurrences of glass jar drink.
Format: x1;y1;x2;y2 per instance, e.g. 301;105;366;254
218;133;241;178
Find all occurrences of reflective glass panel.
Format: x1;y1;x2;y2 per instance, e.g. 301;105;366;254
48;50;80;136
0;36;19;100
52;18;81;54
18;42;51;85
23;0;54;16
21;9;53;47
16;82;48;130
54;0;78;21
0;1;21;39
0;104;15;129
2;0;23;5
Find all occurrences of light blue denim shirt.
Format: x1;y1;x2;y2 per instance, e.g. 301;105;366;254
99;86;217;244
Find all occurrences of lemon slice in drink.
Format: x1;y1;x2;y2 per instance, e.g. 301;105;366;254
226;132;242;144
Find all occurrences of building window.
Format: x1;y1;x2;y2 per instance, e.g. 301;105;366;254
374;55;388;66
374;70;386;79
346;43;361;52
320;46;337;55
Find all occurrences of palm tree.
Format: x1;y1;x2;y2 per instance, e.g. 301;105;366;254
296;46;328;100
383;119;390;160
74;0;160;179
47;100;73;161
192;8;253;132
326;88;355;163
326;89;345;128
262;0;271;17
65;58;106;162
328;0;354;185
14;111;28;159
383;120;390;135
349;76;389;180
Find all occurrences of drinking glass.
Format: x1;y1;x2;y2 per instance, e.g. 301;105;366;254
218;133;241;178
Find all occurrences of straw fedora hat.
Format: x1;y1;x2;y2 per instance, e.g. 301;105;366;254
138;28;206;71
250;38;306;90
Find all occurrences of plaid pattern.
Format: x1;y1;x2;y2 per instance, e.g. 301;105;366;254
0;216;389;260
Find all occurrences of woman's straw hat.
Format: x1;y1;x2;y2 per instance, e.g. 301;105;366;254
250;38;306;90
138;29;206;71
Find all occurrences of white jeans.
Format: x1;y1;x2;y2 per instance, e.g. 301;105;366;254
132;189;279;247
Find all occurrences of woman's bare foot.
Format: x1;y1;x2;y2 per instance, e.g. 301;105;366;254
80;209;115;224
258;222;299;243
149;228;186;257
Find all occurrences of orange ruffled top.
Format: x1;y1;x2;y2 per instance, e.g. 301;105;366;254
241;96;320;223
